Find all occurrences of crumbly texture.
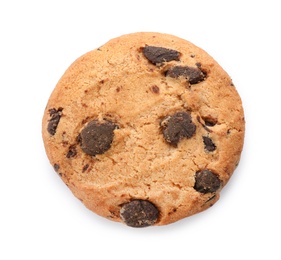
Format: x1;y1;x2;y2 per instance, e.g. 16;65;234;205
42;32;245;227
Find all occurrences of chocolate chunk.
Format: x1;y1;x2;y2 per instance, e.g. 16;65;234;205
160;112;196;146
143;46;180;65
194;170;221;193
165;66;205;84
79;119;117;156
120;200;159;227
203;136;216;152
47;108;63;135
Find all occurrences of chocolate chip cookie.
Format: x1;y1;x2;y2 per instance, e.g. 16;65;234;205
42;32;245;227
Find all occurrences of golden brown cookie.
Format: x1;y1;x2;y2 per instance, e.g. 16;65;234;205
42;32;245;227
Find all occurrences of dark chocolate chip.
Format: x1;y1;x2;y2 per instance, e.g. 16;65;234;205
120;200;159;228
194;170;221;193
202;116;217;127
203;136;216;152
53;164;60;172
66;145;77;158
165;66;205;84
47;108;63;135
82;164;89;173
79;119;117;156
160;112;196;146
143;46;180;65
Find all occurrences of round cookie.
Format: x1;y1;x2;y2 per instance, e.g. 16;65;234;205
42;32;245;227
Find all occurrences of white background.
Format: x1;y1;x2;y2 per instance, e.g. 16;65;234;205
1;0;280;259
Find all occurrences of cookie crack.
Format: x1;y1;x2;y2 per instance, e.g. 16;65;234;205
190;156;201;170
170;181;184;190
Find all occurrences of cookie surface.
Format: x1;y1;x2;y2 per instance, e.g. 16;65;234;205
42;32;245;227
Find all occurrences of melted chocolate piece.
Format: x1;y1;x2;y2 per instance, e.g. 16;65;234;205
194;170;221;193
160;112;196;146
79;119;117;156
165;66;205;84
120;200;159;227
47;108;63;135
203;136;216;152
143;46;180;65
151;85;160;94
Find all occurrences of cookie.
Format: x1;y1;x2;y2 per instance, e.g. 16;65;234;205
42;32;245;227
